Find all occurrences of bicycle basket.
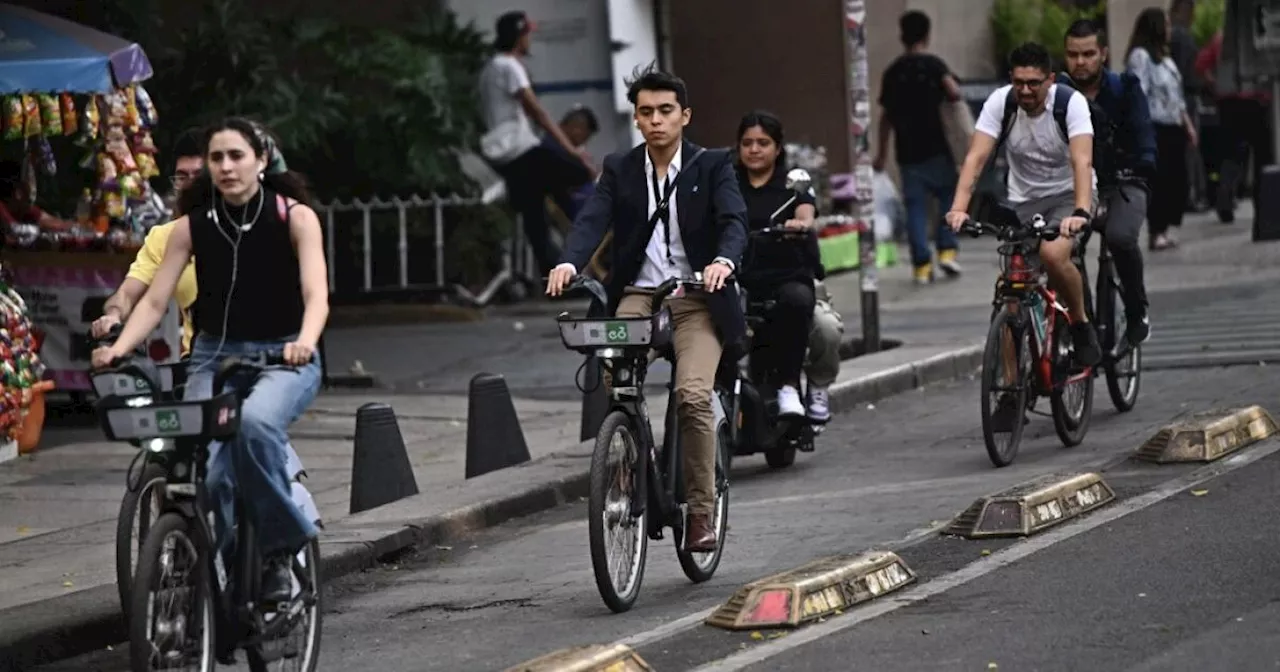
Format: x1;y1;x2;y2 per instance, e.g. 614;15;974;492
998;243;1042;283
557;307;674;353
97;390;241;443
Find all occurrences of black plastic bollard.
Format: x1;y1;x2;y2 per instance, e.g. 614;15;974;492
465;372;532;478
349;402;419;515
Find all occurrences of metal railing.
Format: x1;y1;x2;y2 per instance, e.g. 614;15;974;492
315;194;540;306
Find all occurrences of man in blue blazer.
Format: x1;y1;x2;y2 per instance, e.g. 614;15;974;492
546;65;747;552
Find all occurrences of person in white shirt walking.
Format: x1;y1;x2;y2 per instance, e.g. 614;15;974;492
478;10;594;275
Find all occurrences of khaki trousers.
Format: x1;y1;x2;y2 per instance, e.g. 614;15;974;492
616;287;721;516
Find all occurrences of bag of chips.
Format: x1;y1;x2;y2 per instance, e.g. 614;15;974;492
38;94;61;136
60;94;78;136
3;97;22;140
134;85;157;128
21;95;41;138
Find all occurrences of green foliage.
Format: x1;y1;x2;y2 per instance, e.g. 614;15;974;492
1192;0;1226;47
96;0;490;201
991;0;1103;72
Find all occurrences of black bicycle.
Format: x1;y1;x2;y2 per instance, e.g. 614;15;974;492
1089;174;1144;412
554;275;731;613
96;352;322;671
89;325;188;623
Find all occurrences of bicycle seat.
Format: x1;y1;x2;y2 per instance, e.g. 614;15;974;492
97;389;242;445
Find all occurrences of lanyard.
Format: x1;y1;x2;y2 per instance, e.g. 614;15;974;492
651;167;674;265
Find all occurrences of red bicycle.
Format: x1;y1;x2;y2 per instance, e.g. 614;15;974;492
959;208;1095;467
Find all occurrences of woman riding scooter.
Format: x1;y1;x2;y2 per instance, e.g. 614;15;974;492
734;110;820;419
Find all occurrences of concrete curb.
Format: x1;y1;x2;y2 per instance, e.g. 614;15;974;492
0;344;982;671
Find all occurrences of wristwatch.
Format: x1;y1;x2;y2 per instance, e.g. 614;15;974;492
1071;208;1093;222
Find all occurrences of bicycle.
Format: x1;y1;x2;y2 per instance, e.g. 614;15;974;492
96;351;322;671
554;275;731;613
959;208;1096;467
1090;173;1144;412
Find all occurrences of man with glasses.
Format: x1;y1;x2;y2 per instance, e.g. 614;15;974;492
945;42;1102;369
91;128;202;354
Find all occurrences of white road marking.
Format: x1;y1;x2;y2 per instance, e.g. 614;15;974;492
687;441;1280;671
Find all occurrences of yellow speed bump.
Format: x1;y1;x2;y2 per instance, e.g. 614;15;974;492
705;551;915;630
503;644;653;672
943;472;1115;539
1134;405;1277;463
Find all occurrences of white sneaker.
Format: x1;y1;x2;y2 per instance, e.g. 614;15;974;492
807;386;831;423
777;385;804;418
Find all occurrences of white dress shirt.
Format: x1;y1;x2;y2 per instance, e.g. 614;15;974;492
635;144;692;288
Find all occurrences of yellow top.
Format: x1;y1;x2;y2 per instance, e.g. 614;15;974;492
126;222;198;354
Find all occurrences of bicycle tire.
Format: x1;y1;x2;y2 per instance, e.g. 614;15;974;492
1099;274;1142;412
246;538;323;672
676;419;731;583
981;307;1030;467
115;462;167;622
129;512;215;672
588;410;648;613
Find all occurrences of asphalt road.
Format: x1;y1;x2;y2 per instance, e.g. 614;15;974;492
37;363;1280;671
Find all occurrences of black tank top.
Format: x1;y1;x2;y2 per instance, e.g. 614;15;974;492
189;186;305;341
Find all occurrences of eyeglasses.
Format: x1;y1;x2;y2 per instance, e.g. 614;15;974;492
1012;78;1046;90
169;171;198;188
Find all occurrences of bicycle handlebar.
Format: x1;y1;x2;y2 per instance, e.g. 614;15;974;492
214;351;314;397
549;273;735;317
956;215;1061;243
751;226;812;240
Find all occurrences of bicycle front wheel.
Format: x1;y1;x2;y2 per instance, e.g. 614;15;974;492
129;512;216;672
980;306;1031;467
116;461;167;622
588;410;648;613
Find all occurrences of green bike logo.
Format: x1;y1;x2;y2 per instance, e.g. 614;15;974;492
154;410;181;433
605;321;629;343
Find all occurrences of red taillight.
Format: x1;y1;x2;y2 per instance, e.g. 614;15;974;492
148;339;171;362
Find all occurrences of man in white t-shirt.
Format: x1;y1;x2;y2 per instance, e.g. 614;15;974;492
946;42;1101;367
478;10;594;275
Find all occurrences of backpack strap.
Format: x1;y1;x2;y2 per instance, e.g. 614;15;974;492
993;87;1019;155
1052;85;1073;144
276;194;296;224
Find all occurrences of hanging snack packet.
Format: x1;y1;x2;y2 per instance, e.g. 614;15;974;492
60;93;78;136
81;95;101;141
134;85;157;128
34;138;56;176
21;95;41;137
122;86;141;132
38;94;61;136
3;97;21;140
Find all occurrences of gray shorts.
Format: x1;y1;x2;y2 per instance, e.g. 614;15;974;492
1006;191;1096;229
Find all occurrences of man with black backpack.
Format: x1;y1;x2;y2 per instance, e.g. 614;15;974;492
945;42;1101;367
1059;18;1157;345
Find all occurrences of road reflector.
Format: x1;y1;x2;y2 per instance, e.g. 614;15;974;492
503;644;653;672
1133;405;1277;463
942;472;1115;538
705;551;915;630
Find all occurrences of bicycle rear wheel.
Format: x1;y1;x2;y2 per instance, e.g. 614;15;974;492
980;307;1031;467
129;512;215;672
588;410;648;613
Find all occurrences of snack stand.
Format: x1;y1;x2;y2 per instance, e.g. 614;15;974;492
0;5;179;458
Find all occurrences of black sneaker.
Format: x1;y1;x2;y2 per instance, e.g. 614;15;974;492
1126;312;1151;345
260;554;294;606
1071;322;1102;367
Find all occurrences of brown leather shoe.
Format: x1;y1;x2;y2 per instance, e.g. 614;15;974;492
685;513;717;553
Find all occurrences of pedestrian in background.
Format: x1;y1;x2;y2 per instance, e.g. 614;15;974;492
1169;0;1209;213
1196;29;1273;223
872;10;964;285
1126;7;1197;251
478;10;594;275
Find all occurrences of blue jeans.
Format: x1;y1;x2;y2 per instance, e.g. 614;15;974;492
900;154;960;267
186;333;321;557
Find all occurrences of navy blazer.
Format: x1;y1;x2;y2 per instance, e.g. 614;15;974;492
560;139;749;350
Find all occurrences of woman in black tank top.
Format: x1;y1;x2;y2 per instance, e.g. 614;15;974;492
91;117;329;599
